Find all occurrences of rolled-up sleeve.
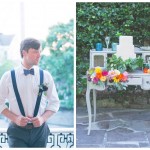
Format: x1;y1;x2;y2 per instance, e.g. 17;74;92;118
44;71;60;112
0;72;9;113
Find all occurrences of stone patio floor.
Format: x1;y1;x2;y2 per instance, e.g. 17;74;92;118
76;107;150;148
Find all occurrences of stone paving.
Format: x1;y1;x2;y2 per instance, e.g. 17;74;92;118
76;107;150;148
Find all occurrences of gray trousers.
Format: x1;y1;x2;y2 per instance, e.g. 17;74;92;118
7;122;50;147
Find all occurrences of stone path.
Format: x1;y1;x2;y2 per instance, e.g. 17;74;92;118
76;107;150;148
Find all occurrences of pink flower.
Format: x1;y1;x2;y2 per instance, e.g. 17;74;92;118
108;70;116;79
102;70;108;76
92;77;99;84
108;70;115;76
123;71;128;77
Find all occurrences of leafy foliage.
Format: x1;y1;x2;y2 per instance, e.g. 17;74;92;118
39;20;74;109
0;60;17;78
76;2;150;96
107;55;144;72
107;55;126;72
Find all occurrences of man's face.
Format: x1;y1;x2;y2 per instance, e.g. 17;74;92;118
23;48;41;66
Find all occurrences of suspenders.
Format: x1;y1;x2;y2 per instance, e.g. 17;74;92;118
11;69;44;117
33;69;43;117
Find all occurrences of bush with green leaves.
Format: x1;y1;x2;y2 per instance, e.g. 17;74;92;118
76;2;150;97
39;19;74;109
0;60;17;78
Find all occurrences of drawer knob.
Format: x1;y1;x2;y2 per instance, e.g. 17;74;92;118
146;81;150;84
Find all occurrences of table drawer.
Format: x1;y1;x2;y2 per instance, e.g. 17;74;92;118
141;77;150;90
127;77;142;85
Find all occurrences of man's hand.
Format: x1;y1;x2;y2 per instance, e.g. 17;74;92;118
31;110;55;127
31;116;45;127
1;108;32;127
15;116;32;127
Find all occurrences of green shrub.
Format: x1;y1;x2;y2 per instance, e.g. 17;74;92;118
0;60;17;78
76;2;150;97
39;20;74;109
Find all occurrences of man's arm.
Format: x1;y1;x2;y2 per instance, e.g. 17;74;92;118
31;110;55;127
45;71;60;112
41;110;55;122
2;108;31;126
31;71;60;127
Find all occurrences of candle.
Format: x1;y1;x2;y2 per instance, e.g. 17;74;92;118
96;43;103;51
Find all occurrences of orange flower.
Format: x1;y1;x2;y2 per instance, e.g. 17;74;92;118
143;68;148;73
118;74;124;80
96;73;102;79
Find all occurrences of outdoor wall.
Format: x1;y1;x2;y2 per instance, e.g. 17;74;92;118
77;87;150;109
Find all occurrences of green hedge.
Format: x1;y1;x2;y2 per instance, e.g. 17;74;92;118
76;2;150;97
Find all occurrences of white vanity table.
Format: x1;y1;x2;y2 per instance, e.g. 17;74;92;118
86;47;150;135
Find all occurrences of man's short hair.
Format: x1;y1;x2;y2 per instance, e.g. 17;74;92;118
20;38;41;58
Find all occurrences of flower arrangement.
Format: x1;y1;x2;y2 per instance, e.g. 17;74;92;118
87;67;108;85
87;66;129;90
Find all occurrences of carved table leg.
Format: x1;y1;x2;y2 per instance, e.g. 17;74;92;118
93;89;96;122
86;87;91;135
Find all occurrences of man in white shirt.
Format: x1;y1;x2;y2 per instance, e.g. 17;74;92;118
0;38;60;147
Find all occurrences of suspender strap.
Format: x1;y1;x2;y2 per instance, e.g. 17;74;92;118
11;70;26;116
33;69;44;117
11;69;44;117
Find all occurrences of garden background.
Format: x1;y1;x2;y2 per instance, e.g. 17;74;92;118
0;20;74;110
76;2;150;108
0;0;74;128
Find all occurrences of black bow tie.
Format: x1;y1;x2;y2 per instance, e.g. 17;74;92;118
24;69;34;76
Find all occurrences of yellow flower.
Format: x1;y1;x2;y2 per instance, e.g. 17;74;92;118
100;76;107;82
113;77;120;83
95;67;102;73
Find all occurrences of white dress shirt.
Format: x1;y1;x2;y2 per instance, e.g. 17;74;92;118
0;64;60;117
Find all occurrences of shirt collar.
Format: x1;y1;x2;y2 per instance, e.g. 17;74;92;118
18;63;35;75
